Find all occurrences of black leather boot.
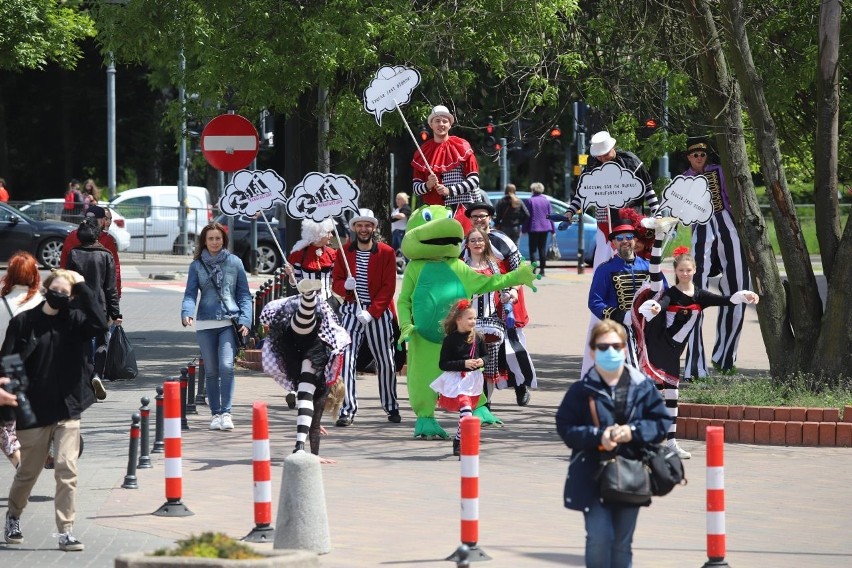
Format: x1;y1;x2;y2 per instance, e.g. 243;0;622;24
453;438;461;457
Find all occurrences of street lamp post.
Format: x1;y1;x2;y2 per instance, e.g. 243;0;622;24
107;53;117;200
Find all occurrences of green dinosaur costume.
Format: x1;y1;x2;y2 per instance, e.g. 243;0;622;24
397;205;540;438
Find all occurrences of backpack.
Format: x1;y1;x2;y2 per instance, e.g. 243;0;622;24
643;443;687;496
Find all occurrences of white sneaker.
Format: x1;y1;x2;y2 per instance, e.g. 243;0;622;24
57;531;84;551
668;439;691;459
91;375;107;401
209;414;222;430
297;279;323;294
642;216;679;237
220;413;234;430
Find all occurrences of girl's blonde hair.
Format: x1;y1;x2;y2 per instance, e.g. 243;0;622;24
443;299;476;344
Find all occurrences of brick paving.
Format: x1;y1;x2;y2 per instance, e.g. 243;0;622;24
0;258;849;567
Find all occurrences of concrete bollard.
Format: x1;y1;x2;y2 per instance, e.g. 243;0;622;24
121;412;141;489
273;452;330;554
152;385;165;453
138;396;152;469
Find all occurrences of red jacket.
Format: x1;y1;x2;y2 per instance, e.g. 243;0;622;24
332;240;396;320
60;230;122;297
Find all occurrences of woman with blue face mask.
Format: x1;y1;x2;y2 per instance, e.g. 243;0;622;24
555;320;671;568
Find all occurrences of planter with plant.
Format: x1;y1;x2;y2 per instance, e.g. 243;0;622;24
114;532;318;567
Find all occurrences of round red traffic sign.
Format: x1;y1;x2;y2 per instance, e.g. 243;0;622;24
201;114;259;172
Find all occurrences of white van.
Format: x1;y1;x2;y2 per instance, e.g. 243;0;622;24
110;186;212;253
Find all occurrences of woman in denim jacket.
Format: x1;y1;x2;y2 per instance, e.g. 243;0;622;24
555;319;671;568
181;223;253;431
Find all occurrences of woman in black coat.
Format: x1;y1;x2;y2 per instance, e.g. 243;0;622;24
65;220;122;398
555;319;671;568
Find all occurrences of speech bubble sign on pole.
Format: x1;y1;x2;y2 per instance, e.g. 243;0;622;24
575;162;646;210
218;169;287;217
363;65;421;126
286;172;361;222
657;175;714;225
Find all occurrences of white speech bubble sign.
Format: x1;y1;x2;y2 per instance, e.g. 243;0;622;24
363;65;421;126
658;175;714;225
286;172;361;222
218;169;287;217
575;162;646;210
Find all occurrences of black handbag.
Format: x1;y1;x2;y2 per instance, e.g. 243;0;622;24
199;261;247;348
589;383;652;506
643;443;687;496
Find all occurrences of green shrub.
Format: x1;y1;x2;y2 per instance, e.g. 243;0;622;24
153;532;264;559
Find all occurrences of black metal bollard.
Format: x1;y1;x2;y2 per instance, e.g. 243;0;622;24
179;368;189;430
138;396;152;469
152;385;165;453
195;357;207;406
122;412;141;489
186;362;197;414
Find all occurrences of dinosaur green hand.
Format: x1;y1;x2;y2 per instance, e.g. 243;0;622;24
398;323;415;347
517;261;540;292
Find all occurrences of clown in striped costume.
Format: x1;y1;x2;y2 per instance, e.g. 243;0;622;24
681;137;750;378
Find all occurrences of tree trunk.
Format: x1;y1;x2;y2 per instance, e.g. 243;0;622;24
356;141;392;243
718;0;823;375
682;0;795;378
813;0;841;279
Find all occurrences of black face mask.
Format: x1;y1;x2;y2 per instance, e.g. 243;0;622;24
44;290;70;310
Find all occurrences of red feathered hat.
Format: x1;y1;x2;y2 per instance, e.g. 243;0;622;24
617;208;655;259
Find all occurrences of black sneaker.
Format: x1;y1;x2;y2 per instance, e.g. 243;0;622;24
4;512;23;544
58;531;84;552
387;410;402;423
452;438;461;457
515;385;531;406
285;391;297;410
335;414;353;427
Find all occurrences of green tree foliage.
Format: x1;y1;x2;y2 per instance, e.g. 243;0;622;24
0;0;95;70
93;0;584;157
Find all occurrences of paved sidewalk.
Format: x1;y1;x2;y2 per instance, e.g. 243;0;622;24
1;263;849;567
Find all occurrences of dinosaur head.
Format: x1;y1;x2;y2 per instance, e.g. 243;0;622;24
401;205;464;260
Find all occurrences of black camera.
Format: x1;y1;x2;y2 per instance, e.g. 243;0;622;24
1;354;37;428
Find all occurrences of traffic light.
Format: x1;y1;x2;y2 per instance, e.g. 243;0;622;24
549;125;562;140
419;123;429;142
483;116;501;152
641;117;660;139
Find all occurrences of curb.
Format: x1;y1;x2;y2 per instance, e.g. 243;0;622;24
679;403;852;447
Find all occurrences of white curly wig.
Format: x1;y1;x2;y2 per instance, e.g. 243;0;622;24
291;218;336;253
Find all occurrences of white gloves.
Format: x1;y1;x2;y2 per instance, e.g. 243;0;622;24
344;276;357;291
638;300;661;321
621;311;632;327
356;310;373;325
730;290;759;305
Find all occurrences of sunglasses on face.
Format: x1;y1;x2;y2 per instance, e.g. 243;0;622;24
470;214;491;220
595;342;625;351
614;234;634;242
690;152;707;158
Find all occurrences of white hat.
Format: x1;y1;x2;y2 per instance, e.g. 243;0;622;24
589;131;617;157
427;105;455;125
349;208;378;229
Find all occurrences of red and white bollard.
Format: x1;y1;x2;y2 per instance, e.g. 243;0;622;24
447;416;490;563
703;426;730;567
243;401;275;542
152;381;194;517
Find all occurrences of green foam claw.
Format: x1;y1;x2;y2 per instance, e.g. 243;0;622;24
413;417;449;439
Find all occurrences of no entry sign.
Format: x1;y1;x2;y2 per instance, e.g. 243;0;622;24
201;114;259;172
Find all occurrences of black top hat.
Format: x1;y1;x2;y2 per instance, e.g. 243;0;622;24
464;202;495;218
686;135;711;154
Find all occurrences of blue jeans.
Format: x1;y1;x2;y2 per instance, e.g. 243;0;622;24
196;326;238;415
583;499;640;568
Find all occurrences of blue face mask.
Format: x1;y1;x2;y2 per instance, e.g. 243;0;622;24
595;346;625;372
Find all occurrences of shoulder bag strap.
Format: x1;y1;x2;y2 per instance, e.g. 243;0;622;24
2;296;14;318
588;396;600;428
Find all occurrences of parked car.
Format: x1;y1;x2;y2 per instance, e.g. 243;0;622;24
0;202;75;269
485;191;597;266
110;186;212;254
17;198;131;252
215;212;284;274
